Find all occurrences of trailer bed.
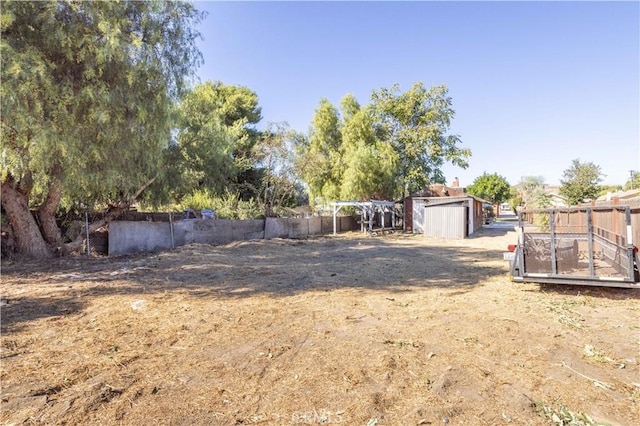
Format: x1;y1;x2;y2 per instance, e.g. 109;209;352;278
509;206;639;288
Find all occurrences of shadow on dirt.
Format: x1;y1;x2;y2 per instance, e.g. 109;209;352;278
1;296;87;334
5;229;634;332
1;234;513;332
522;282;640;301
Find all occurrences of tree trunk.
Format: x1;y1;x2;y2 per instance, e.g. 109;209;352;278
37;179;64;248
64;205;127;253
1;179;52;259
63;177;156;254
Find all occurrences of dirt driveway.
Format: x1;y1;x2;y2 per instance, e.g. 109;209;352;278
1;226;638;425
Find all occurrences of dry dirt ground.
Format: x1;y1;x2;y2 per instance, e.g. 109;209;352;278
1;224;639;425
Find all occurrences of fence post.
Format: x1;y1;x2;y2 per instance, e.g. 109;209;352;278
549;210;557;275
169;212;175;249
625;206;635;281
85;212;90;256
586;208;595;277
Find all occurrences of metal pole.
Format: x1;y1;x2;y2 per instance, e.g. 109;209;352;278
517;209;525;275
85;212;90;256
169;212;175;249
333;204;337;235
625;206;635;281
369;203;374;235
549;211;557;275
586;208;595;277
392;207;396;230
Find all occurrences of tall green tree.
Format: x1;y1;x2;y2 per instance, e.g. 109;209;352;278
559;159;604;205
370;82;471;196
1;0;203;258
252;122;304;216
513;176;552;210
296;83;470;205
296;98;342;205
197;81;263;198
466;172;511;205
339;103;398;200
154;81;262;205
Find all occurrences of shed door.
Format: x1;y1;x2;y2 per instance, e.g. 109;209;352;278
413;200;426;233
424;205;467;239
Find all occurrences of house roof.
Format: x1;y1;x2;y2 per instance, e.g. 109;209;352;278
407;183;493;207
409;183;467;198
596;189;640;201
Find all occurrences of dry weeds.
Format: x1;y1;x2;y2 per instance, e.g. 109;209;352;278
1;226;638;425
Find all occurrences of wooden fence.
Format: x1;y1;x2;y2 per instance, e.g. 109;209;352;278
522;203;640;249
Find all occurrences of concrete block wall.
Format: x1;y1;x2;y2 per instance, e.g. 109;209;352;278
264;217;325;239
109;221;173;255
109;216;359;255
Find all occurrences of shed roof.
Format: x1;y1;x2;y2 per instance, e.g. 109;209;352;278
414;195;493;207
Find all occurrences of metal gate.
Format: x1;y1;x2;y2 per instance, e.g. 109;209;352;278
510;206;639;288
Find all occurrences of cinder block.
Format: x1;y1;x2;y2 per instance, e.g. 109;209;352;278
265;217;288;239
288;218;309;239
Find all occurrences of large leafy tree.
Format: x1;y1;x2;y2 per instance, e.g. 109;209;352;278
559;159;604;205
370;82;471;196
252;122;304;216
339;100;398;200
296;83;470;205
154;81;262;205
1;1;203;258
197;81;263;198
466;172;511;205
296;98;342;204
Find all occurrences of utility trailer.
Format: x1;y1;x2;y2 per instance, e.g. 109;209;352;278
508;206;639;288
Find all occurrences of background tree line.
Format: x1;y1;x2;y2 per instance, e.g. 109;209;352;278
1;1;470;259
2;1;633;259
467;159;629;216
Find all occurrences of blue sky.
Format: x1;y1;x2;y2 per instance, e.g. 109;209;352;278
193;0;639;187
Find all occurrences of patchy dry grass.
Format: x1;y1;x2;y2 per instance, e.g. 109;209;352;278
1;228;639;425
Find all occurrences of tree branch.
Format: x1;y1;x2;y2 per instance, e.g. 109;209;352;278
65;176;157;254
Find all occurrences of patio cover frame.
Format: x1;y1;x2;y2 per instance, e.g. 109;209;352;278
331;200;397;235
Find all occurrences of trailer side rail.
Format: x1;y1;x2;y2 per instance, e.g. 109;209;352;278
510;206;639;288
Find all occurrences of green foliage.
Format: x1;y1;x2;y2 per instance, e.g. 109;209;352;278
624;171;640;190
559;159;604;206
597;184;623;198
177;189;263;220
164;82;247;200
253;122;305;216
508;187;523;214
370;82;471;195
339;105;398;200
534;401;610;426
512;176;552;230
145;80;267;209
296;98;343;204
517;176;552;209
1;0;204;257
177;189;216;211
296;83;469;204
466;172;511;204
1;0;204;207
